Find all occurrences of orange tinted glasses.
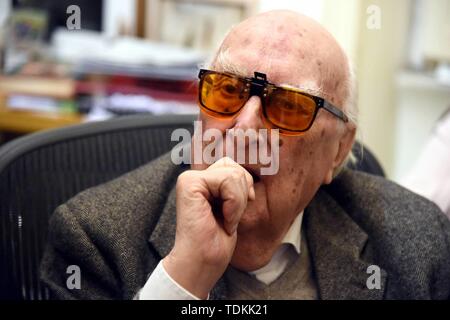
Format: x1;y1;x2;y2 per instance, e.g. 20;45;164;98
198;69;348;135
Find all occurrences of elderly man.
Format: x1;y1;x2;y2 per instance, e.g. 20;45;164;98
40;10;450;300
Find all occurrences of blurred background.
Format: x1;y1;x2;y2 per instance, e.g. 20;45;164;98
0;0;449;182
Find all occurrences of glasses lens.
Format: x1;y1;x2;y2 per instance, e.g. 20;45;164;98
200;72;249;115
265;89;317;132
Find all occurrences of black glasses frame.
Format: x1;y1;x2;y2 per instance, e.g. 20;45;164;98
198;69;348;134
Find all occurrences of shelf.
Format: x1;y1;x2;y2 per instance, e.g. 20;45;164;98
396;70;450;93
0;102;83;134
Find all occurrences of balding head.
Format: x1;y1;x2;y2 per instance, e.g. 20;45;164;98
211;10;355;120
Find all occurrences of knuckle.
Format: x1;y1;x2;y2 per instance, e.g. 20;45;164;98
177;171;189;183
222;156;234;163
177;170;196;186
227;193;237;204
221;156;237;167
230;169;243;182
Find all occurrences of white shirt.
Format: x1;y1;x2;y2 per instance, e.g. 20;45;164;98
402;110;450;219
138;212;303;300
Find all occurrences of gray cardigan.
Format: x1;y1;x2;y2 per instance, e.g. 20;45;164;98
40;153;450;299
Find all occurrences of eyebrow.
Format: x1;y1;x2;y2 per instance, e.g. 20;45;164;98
278;83;325;98
213;63;250;79
212;63;328;99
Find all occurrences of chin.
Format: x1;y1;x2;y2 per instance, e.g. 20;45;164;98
232;212;275;272
236;179;272;232
230;244;273;272
236;204;267;233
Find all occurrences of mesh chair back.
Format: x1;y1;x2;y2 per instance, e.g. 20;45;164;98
0;114;196;300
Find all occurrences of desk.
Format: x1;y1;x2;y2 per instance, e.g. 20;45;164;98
0;75;83;134
0;104;83;134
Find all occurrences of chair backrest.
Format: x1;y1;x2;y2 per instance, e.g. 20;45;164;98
0;114;196;300
0;114;384;300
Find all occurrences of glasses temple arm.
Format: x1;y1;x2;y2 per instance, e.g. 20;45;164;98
323;100;349;122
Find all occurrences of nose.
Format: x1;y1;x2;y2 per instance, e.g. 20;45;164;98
232;95;265;132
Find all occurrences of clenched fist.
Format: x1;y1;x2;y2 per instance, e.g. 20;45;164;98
163;157;255;299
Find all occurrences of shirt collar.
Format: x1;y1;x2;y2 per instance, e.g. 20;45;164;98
281;211;303;254
247;211;303;284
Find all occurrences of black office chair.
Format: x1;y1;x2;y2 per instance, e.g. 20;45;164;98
0;114;384;300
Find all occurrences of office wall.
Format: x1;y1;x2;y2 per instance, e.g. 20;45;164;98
355;0;412;176
259;0;323;21
421;0;450;62
103;0;136;37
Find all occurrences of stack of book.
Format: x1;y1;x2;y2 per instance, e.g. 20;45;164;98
53;30;203;118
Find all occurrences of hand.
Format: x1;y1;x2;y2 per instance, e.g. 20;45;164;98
163;157;255;299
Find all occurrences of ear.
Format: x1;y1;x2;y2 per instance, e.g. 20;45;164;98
323;124;356;184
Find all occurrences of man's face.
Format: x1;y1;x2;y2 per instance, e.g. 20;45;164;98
191;11;354;269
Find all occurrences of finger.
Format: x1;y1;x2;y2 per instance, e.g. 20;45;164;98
207;156;236;170
208;157;255;201
241;168;255;201
235;169;249;205
199;168;247;235
225;171;248;233
217;170;247;233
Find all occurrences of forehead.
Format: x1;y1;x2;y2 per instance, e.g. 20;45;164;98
214;25;323;84
212;18;348;104
213;47;324;97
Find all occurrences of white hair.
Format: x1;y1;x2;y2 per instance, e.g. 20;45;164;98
336;59;360;177
342;61;358;127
